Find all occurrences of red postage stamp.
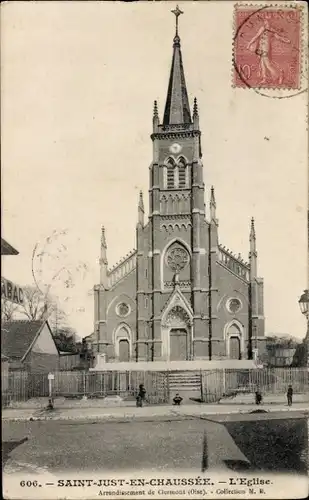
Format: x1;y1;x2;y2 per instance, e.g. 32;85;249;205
233;5;302;89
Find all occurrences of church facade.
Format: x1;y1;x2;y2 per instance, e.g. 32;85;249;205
93;12;265;363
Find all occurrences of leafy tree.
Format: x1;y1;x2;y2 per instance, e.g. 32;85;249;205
53;326;78;353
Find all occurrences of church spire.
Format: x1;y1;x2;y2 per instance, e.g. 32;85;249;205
163;5;192;126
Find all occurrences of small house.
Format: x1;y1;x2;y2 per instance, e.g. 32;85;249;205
1;320;59;373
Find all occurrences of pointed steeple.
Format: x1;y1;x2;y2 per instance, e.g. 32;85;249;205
163;6;192;126
137;190;145;227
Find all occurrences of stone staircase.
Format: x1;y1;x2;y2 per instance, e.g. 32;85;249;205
168;371;202;404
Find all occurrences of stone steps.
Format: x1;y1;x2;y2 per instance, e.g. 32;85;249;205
168;371;201;392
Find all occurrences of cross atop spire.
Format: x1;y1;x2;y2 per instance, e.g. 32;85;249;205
171;5;184;39
163;5;191;126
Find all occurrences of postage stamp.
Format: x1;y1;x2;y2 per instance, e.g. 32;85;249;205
233;4;303;89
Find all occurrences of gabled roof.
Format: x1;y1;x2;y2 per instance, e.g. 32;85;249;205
1;238;19;255
161;285;193;324
1;320;55;360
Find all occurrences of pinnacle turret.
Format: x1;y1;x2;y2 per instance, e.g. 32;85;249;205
210;186;217;221
153;100;159;132
100;226;108;287
137;190;145;227
193;97;199;129
249;217;257;279
101;226;107;249
250;217;256;242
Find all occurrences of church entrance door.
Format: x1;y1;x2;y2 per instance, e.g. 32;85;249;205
119;339;130;362
229;336;241;360
170;328;187;361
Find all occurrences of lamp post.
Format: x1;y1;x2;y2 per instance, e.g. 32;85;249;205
298;289;309;367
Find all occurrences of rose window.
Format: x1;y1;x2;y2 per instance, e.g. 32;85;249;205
166;246;189;272
227;298;242;314
116;302;130;317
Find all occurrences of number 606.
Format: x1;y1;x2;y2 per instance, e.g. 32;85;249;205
20;481;39;487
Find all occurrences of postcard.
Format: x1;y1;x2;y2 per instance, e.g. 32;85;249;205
1;1;308;499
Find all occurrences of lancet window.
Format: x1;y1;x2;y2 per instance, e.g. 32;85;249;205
167;159;175;189
178;158;187;188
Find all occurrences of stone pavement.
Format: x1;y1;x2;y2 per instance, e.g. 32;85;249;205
2;402;308;422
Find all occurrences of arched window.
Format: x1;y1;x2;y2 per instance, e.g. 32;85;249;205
178;158;187;188
165;241;190;272
160;195;167;214
166;158;175;189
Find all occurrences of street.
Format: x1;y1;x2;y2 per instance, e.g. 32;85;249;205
2;413;308;475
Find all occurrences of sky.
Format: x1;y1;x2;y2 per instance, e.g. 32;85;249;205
1;1;308;339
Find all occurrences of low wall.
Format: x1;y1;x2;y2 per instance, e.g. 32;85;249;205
91;359;257;372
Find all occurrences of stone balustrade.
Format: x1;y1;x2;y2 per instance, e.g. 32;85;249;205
218;245;250;282
107;250;137;288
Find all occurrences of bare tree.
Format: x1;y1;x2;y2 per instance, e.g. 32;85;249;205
19;285;64;322
1;298;19;321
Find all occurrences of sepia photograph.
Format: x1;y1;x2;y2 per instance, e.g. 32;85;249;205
1;1;308;499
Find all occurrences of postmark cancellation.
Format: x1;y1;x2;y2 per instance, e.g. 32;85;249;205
233;3;305;91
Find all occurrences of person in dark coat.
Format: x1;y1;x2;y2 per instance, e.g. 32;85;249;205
136;384;146;407
255;388;262;405
173;393;183;406
287;385;293;406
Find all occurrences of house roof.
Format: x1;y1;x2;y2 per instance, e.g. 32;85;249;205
1;320;46;360
1;238;19;255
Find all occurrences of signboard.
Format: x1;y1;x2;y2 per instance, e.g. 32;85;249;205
48;373;55;380
1;277;24;305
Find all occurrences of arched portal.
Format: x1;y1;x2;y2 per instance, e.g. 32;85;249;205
229;336;241;360
163;305;192;361
114;324;132;362
118;339;130;362
225;322;243;360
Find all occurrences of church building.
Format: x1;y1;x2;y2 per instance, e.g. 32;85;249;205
93;7;265;363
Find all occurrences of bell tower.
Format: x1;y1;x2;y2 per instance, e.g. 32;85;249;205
148;5;209;361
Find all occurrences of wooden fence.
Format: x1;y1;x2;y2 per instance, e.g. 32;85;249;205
2;367;308;406
200;368;309;402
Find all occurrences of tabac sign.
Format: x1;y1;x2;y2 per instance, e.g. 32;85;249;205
1;277;24;305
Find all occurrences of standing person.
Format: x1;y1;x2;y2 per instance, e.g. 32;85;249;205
255;387;262;405
136;384;146;407
287;385;293;406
